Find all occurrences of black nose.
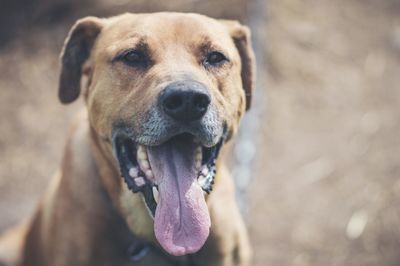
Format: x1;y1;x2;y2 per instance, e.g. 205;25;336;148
159;81;211;122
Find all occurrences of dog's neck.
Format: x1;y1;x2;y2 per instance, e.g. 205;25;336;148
22;116;143;265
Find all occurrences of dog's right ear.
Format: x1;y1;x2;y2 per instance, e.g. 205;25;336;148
58;17;104;104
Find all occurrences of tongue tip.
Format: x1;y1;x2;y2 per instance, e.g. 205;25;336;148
164;244;203;256
154;213;211;256
157;229;210;256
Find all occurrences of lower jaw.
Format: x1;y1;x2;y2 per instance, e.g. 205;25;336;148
118;184;157;242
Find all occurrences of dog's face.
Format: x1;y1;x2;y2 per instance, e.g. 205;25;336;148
58;13;255;256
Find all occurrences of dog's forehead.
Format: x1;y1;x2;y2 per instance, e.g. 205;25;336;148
99;13;233;50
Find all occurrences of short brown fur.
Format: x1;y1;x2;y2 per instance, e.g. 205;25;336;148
0;12;255;266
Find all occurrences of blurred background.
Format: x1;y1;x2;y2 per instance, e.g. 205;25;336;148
1;0;400;265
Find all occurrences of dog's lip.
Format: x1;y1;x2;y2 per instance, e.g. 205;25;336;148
135;130;221;148
112;131;219;151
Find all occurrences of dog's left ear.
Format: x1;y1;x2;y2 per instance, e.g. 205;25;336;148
58;17;104;104
221;20;256;111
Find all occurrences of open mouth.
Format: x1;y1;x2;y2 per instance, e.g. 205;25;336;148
113;130;223;256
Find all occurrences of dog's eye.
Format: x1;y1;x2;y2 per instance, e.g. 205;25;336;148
121;50;147;67
204;51;228;66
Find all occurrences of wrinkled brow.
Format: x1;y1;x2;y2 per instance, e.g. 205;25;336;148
195;35;225;55
110;35;151;59
132;38;150;52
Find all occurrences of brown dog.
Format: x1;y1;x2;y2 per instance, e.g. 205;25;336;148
0;12;255;266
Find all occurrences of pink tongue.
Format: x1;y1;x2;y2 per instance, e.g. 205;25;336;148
147;138;211;256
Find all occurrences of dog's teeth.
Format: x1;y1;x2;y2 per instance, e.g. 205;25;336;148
134;177;146;187
138;151;147;160
141;160;150;170
137;145;148;168
145;170;154;180
195;146;202;159
137;145;148;162
201;167;209;176
129;167;139;178
152;186;159;204
194;146;202;170
195;151;202;161
137;145;145;153
196;160;201;170
198;175;206;186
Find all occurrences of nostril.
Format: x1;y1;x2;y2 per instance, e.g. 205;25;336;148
165;94;183;110
193;94;210;111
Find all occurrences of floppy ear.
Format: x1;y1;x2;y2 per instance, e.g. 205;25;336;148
222;20;256;111
58;17;104;104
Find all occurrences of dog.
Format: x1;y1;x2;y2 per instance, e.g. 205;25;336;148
0;12;255;266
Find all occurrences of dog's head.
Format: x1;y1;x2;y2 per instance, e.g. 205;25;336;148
58;12;255;256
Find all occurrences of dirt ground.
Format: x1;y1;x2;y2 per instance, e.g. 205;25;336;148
1;0;400;265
